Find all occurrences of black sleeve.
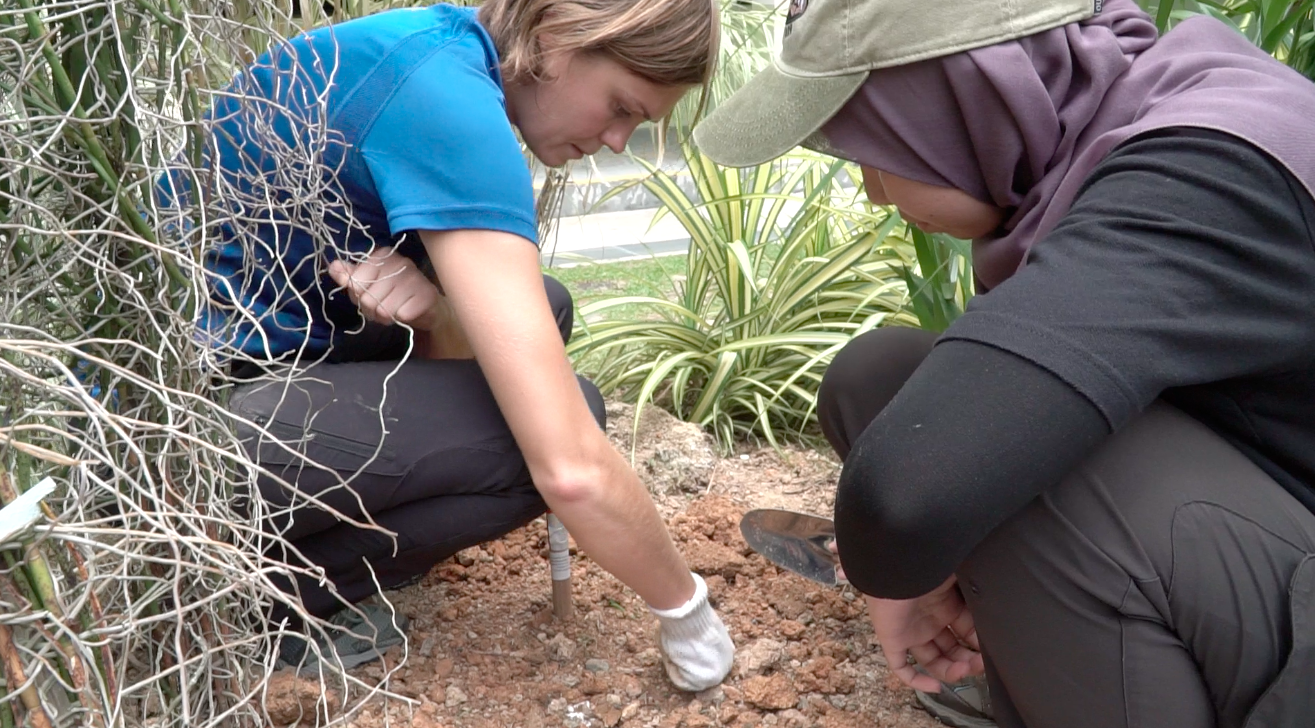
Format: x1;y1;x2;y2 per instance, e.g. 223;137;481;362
835;339;1108;598
835;129;1315;598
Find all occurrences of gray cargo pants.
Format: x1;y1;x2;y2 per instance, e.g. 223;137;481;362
817;327;1315;728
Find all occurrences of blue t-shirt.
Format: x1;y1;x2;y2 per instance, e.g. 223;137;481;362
164;5;536;358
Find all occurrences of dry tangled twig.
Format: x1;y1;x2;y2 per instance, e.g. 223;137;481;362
0;1;436;724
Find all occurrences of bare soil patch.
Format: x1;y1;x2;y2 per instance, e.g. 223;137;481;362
268;403;940;728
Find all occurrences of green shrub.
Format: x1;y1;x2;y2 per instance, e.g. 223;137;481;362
1146;0;1315;78
567;145;920;450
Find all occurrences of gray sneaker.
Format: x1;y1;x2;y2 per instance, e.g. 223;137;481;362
915;676;995;728
276;598;409;675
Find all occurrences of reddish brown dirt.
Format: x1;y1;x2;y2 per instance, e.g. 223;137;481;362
266;404;942;728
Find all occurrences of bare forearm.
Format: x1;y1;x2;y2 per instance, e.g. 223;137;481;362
423;229;695;608
542;438;695;609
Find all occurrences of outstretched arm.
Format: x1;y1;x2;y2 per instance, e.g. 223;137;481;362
419;228;696;609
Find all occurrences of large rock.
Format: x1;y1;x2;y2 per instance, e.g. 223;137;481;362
741;674;799;711
265;672;340;726
605;401;718;494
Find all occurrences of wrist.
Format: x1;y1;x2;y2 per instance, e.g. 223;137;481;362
650;572;707;621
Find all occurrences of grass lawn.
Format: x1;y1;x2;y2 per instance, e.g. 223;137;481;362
546;253;688;319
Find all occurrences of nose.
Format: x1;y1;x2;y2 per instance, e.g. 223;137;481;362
601;120;640;155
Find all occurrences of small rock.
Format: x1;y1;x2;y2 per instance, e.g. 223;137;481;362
734;638;785;677
565;700;595;727
695;686;725;704
683;541;747;580
580;675;608;696
548;697;568;713
636;647;662;666
585;658;610;673
432;657;454;680
419;636;437;656
781;708;808;728
427;682;447;705
734;709;762;726
777;620;806;640
621;701;642;720
444;685;468;707
547;633;577;662
599;707;623;728
742;674;799;711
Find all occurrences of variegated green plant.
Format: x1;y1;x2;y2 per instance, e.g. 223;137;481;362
1145;0;1315;78
567;145;921;450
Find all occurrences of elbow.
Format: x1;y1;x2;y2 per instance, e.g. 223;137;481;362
834;458;952;599
532;458;608;506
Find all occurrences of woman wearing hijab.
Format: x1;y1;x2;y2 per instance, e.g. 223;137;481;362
695;0;1315;726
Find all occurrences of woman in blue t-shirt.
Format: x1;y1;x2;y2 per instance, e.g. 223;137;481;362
190;0;734;687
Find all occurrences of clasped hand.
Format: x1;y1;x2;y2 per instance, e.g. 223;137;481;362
328;247;472;359
834;545;984;693
328;247;451;331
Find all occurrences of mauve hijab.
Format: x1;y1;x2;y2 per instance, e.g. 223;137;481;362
816;0;1315;290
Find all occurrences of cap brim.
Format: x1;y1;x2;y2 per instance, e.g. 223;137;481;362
693;64;866;168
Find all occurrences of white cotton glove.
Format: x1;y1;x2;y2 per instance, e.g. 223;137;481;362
650;573;735;691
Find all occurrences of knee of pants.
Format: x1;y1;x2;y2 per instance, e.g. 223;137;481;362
961;403;1190;590
544;275;575;344
963;402;1315;598
818;326;937;456
577;376;606;430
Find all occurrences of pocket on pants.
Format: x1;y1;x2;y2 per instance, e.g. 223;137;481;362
1243;554;1315;727
230;378;404;477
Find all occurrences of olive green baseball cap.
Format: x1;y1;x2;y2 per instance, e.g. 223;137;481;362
694;0;1102;168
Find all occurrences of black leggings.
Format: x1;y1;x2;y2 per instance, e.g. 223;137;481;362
230;276;603;619
817;327;1315;728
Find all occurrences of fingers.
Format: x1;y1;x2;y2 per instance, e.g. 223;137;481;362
909;628;980;684
328;260;351;289
884;647;945;693
826;539;848;583
329;248;441;329
949;608;980;651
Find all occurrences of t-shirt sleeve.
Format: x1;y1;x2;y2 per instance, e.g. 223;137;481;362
942;129;1315;429
358;37;538;244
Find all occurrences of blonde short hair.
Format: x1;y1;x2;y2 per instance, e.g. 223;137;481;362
479;0;720;89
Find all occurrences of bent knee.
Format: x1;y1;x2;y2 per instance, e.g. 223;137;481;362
819;327;937;417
